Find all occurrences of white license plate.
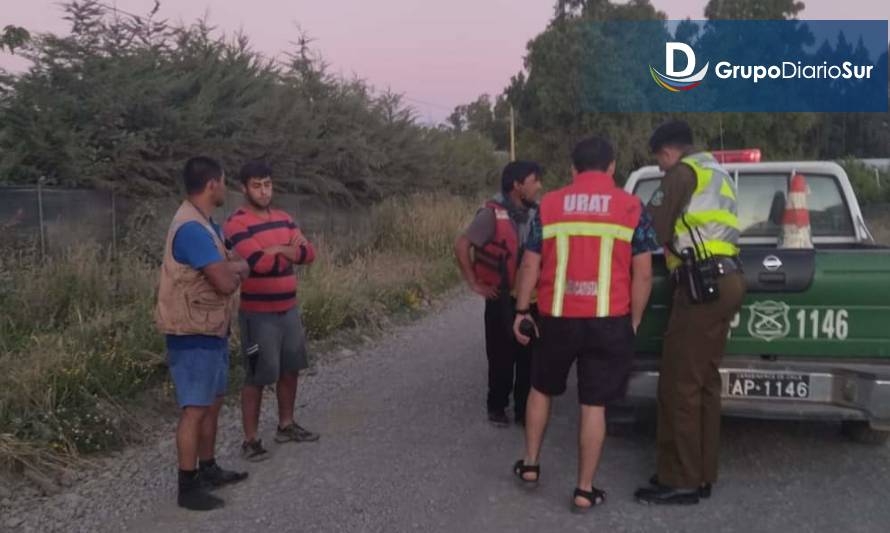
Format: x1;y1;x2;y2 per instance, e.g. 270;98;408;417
725;372;811;399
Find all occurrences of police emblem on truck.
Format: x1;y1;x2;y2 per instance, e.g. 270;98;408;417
748;300;791;342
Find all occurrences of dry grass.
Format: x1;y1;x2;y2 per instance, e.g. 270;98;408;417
300;193;477;338
0;193;477;477
0;244;162;467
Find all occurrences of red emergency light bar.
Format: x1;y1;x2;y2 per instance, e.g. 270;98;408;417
712;149;761;163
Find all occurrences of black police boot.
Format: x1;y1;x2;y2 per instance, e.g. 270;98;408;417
488;409;510;427
649;474;712;498
635;484;700;505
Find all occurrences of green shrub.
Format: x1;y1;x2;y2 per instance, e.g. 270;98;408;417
839;157;886;205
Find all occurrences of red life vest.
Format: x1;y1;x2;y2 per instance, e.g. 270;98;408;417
537;172;641;318
472;200;519;293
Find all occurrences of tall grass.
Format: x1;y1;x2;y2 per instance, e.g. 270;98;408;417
300;194;476;338
0;245;163;462
0;193;477;474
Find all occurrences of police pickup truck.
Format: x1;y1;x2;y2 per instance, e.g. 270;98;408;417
626;150;890;444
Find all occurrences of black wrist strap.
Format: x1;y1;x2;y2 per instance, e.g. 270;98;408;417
516;308;531;315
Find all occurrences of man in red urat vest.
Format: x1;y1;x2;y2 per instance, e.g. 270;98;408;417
454;161;542;427
511;136;658;513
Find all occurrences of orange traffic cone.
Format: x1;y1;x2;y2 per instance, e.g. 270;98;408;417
779;173;813;249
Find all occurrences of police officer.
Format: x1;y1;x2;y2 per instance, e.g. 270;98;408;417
511;136;658;512
454;161;542;426
635;120;746;505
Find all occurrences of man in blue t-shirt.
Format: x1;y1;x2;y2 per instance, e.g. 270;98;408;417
167;215;230;399
156;157;250;511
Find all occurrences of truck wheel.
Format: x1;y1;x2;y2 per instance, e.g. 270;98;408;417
841;421;890;445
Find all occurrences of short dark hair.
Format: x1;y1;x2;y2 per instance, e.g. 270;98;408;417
183;156;223;195
501;160;542;194
649;120;694;153
238;160;273;186
571;136;615;173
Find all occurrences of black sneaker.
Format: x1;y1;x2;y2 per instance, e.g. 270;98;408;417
178;475;225;511
198;462;248;489
241;439;270;462
488;409;510;427
275;423;320;443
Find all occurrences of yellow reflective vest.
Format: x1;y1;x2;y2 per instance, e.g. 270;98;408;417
666;152;740;271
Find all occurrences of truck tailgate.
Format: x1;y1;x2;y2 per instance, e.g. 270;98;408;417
634;247;890;359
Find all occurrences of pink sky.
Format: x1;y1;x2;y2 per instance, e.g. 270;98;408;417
2;0;888;123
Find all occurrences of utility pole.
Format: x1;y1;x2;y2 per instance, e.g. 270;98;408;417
509;104;516;162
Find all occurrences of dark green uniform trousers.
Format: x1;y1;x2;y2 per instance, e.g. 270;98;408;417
656;272;746;489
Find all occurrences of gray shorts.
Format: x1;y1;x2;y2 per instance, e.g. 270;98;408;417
239;307;309;386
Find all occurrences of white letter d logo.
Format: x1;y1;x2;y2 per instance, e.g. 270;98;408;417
649;42;708;91
666;42;696;77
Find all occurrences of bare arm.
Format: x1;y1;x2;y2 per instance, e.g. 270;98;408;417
453;234;497;299
202;258;249;296
272;232;315;265
630;252;653;332
269;244;297;264
512;250;541;345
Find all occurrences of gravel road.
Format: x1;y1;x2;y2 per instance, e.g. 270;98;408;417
5;290;890;533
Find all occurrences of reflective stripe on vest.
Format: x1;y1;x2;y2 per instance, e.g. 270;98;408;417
667;152;740;270
542;222;634;318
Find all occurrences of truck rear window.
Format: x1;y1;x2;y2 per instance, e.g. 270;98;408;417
632;173;855;238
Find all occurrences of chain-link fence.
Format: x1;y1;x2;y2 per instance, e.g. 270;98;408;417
0;185;117;258
0;185;373;262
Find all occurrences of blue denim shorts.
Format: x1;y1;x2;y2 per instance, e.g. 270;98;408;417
167;346;229;408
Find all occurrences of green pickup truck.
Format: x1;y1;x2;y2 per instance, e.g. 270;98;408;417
626;157;890;444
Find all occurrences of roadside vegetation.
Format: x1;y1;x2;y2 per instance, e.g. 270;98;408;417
0;193;478;477
0;1;495;478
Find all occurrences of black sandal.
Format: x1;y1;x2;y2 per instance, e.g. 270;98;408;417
571;487;606;513
512;459;540;484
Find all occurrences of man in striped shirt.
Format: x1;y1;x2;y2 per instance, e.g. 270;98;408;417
224;160;320;461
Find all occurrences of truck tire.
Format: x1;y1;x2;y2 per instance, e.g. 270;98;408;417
841;421;890;445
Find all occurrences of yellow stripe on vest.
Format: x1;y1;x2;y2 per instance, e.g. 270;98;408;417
551;234;570;317
543;222;634;242
665;240;740;270
545;222;630;317
597;237;614;317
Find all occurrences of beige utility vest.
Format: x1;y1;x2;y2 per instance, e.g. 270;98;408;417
155;201;235;337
